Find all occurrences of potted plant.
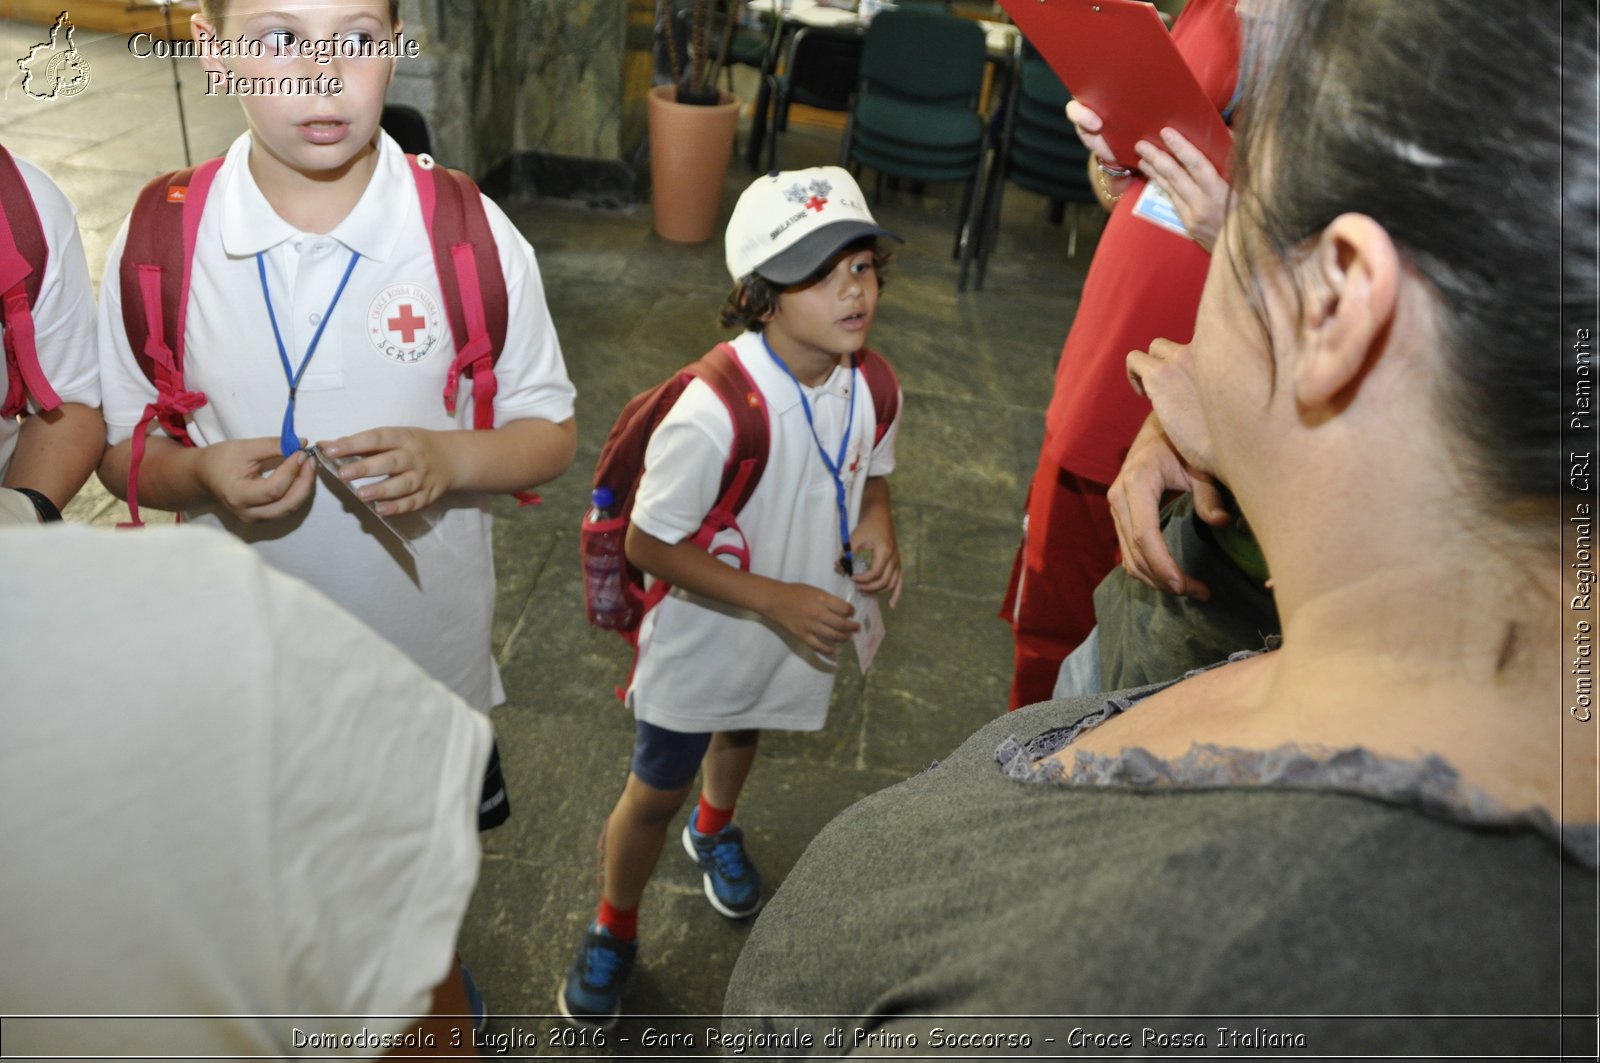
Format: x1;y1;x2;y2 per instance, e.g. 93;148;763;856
648;0;748;243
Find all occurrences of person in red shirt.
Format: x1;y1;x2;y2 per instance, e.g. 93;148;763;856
1004;0;1242;708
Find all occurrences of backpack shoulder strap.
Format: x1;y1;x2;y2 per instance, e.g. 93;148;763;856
631;342;771;634
407;155;508;431
855;346;900;447
690;342;770;517
0;145;57;419
117;158;221;526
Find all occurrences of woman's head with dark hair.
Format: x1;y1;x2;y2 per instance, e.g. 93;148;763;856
1225;0;1594;536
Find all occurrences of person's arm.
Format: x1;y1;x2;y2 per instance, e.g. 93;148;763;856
315;416;578;517
849;476;902;607
3;403;105;511
1107;411;1229;599
1066;100;1136;212
98;433;316;523
626;523;858;657
7;157;102;513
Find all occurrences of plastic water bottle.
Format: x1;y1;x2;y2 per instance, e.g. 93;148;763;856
583;487;633;629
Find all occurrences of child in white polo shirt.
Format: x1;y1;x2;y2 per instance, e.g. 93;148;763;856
0;145;103;525
95;0;576;713
559;166;904;1027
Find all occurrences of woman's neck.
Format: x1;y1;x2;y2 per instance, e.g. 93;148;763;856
1249;554;1582;820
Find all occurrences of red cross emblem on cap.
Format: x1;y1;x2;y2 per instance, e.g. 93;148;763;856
805;194;827;213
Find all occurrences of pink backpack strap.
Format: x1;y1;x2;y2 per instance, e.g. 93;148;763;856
117;159;221;527
635;342;771;622
0;145;58;420
406;155;533;503
856;346;900;447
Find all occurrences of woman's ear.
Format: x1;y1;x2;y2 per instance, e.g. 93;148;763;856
1293;213;1400;409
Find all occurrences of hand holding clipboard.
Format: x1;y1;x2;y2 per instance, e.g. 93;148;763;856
999;0;1234;247
997;0;1232;176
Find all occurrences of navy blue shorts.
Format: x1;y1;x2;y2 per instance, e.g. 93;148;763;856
630;719;712;791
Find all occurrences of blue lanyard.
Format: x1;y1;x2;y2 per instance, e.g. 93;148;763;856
257;248;361;456
762;334;859;575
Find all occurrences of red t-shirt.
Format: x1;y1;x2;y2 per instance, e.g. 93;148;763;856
1042;0;1241;485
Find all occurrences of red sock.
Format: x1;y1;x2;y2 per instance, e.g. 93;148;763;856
596;899;637;941
695;795;734;836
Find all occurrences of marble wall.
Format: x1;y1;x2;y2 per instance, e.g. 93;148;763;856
387;0;642;201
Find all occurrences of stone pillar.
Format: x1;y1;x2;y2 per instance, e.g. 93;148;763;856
389;0;644;204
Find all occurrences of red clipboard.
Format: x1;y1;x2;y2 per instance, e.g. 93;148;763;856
997;0;1232;176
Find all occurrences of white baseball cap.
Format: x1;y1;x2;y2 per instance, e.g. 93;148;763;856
725;166;902;284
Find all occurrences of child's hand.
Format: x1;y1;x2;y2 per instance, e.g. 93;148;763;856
851;520;903;608
195;438;315;523
850;477;902;607
766;582;858;657
317;427;454;517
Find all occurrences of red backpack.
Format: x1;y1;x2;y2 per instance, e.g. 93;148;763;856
0;145;60;421
583;341;900;643
116;153;527;526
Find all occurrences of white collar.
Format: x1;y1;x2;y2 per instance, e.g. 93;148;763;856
731;330;855;416
217;130;410;262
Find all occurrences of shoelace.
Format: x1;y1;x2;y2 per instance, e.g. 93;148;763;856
586;940;626;983
710;838;748;878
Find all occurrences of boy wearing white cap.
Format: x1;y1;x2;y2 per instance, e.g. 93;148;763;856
560;167;905;1026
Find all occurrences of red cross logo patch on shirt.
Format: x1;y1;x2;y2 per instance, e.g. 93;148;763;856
367;283;442;365
387;304;427;344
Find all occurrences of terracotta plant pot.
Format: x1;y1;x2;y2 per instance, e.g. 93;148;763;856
647;84;741;244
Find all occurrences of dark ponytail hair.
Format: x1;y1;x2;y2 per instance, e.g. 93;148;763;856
1230;0;1595;522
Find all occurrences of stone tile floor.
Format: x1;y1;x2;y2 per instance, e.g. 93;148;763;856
2;15;1101;1053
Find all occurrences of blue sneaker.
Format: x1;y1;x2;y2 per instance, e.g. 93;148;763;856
681;809;764;918
557;924;636;1029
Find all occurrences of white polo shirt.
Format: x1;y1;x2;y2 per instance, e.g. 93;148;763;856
0;151;99;478
628;329;899;733
98;132;576;710
1;525;490;1056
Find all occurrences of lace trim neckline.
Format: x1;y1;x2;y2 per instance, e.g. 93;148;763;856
994;684;1597;870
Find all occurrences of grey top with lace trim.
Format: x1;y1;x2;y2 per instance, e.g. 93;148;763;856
725;679;1598;1056
994;678;1597;870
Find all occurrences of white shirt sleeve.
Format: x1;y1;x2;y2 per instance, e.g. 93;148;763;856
0;526;490;1056
14;155;98;410
263;555;492;1031
629;380;735;546
478;194;576;428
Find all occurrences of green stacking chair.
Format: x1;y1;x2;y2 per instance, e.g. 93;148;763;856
763;27;866;171
972;40;1097;290
840;7;990;288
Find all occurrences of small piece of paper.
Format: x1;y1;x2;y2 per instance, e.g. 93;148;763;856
852;591;885;674
306;445;416;555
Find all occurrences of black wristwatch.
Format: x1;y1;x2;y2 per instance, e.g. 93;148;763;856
13;487;62;523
